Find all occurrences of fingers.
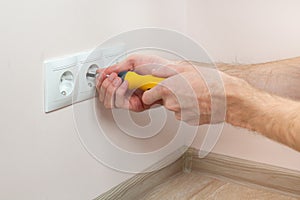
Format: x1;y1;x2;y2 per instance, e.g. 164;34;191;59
97;73;120;107
142;76;178;107
96;68;109;89
98;72;116;102
142;85;166;105
115;81;129;108
103;75;122;108
96;71;131;109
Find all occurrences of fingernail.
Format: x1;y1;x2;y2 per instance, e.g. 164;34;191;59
108;74;114;81
113;78;120;86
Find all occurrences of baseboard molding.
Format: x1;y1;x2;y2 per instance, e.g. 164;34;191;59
94;146;188;200
95;148;300;199
94;157;183;200
186;148;300;197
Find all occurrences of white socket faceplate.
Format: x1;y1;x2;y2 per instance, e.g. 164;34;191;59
44;44;126;113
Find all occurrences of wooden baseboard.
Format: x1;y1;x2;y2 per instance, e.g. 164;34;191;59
94;157;183;200
94;146;188;200
95;148;300;199
186;148;300;197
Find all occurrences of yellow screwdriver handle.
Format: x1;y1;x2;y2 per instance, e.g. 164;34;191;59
118;71;165;91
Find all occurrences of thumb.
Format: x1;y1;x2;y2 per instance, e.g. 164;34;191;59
151;64;179;78
142;85;164;105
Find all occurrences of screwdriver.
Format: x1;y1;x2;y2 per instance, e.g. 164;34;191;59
86;71;165;91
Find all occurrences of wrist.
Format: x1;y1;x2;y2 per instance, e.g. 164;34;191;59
224;75;260;129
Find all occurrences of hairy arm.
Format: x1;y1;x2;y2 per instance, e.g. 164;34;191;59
217;57;300;101
187;57;300;151
97;55;300;151
226;77;300;151
221;58;300;151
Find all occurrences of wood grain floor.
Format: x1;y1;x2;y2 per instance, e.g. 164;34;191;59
141;171;300;200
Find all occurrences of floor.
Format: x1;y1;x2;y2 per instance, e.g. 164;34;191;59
141;171;300;200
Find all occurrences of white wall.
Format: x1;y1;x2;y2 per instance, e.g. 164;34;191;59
1;1;300;199
186;0;300;171
0;1;185;200
185;0;300;63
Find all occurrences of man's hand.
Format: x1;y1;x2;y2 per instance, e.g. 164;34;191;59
97;54;231;125
95;54;172;112
143;65;230;125
96;54;300;151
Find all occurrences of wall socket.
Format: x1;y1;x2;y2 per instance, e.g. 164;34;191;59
44;44;126;113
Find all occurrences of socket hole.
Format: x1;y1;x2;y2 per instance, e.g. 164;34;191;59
59;71;74;96
86;64;99;87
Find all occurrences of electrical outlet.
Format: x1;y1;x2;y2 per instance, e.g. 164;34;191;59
44;44;126;113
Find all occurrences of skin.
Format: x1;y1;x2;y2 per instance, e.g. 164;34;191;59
96;55;172;111
96;55;300;152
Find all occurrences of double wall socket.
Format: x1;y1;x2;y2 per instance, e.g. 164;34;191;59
44;44;126;113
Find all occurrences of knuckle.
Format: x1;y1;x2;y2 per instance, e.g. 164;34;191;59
164;101;174;110
175;112;181;120
187;120;198;126
126;55;136;68
103;102;109;108
104;101;112;109
127;54;137;61
102;79;110;88
164;99;180;112
159;86;169;97
106;86;114;96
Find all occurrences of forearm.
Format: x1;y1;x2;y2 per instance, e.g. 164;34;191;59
217;57;300;100
226;77;300;151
